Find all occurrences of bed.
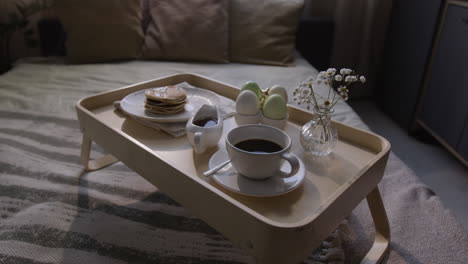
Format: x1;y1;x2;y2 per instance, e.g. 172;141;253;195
1;0;467;263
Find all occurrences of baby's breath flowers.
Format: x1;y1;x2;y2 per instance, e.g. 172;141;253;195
293;68;366;111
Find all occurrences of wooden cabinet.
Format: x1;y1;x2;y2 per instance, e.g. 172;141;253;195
377;0;442;130
459;127;468;160
417;0;468;166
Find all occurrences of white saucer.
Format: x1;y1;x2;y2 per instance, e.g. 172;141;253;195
208;149;305;197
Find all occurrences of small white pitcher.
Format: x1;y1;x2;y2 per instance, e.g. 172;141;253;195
186;105;223;154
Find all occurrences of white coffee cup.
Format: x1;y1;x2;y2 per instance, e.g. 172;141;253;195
225;124;300;180
186;105;223;154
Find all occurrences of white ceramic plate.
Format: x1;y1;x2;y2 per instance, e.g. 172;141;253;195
208;149;305;197
120;87;220;123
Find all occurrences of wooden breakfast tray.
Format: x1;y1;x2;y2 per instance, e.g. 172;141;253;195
76;73;391;264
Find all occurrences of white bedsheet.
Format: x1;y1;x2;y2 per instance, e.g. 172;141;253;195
0;55;366;130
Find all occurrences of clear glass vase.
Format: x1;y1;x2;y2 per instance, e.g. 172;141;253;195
300;108;338;156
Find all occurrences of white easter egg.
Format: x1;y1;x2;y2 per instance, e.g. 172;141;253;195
269;85;288;102
236;90;260;115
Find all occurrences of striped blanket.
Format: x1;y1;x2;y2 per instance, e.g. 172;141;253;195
1;58;468;263
0;110;347;263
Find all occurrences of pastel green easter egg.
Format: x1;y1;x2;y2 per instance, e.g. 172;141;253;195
241;81;262;100
263;94;287;120
269;85;288;102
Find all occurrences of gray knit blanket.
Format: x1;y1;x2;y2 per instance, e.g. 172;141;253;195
0;110;349;263
1;57;467;263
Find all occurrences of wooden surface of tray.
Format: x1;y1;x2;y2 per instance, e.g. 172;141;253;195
76;73;391;264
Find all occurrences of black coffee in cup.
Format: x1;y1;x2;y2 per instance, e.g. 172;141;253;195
234;139;282;154
226;124;300;180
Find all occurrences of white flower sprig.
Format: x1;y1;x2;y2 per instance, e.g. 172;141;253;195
293;68;365;111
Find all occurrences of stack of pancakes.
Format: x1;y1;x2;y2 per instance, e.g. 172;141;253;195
144;85;187;115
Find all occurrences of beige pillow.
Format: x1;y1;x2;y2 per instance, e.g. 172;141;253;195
142;0;228;63
230;0;304;66
57;0;144;64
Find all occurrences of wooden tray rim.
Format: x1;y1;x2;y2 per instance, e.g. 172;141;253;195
76;73;391;228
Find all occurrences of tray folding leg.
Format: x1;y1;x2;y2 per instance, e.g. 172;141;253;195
80;134;118;171
361;186;391;264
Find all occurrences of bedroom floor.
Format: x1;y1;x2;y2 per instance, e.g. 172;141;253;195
349;100;468;232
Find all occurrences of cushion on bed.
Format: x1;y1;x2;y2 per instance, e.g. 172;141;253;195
57;0;144;64
142;0;229;63
229;0;304;66
0;0;56;62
